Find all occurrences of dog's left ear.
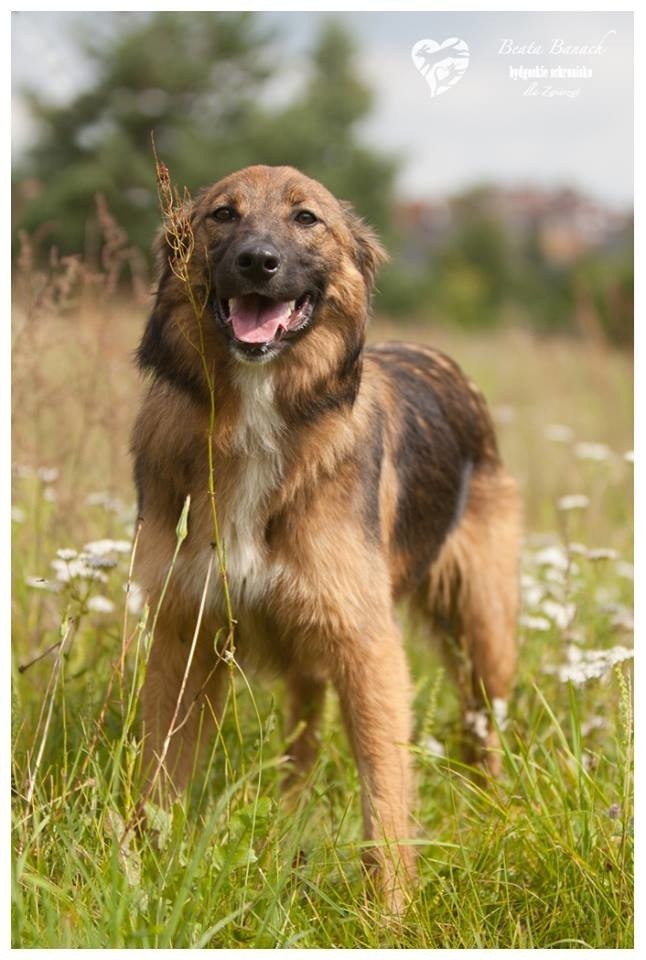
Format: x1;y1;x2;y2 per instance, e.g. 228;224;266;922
342;203;390;289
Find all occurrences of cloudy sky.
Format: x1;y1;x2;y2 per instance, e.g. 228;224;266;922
12;10;633;208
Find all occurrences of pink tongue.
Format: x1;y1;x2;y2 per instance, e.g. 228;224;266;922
229;295;292;343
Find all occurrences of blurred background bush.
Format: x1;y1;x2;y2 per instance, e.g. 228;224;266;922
11;11;633;346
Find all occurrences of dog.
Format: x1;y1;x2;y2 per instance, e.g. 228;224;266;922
131;164;520;911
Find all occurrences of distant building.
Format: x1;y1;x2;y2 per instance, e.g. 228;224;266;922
395;187;631;267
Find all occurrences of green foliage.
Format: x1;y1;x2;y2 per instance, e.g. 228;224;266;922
11;531;635;947
377;195;633;347
243;21;397;234
13;13;397;256
12;261;634;943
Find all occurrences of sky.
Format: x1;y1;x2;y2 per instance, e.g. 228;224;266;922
11;10;634;208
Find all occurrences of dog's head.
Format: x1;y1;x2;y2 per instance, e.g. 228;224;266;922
191;165;386;363
143;165;387;379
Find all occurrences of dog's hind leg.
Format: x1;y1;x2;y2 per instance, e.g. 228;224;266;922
428;467;521;776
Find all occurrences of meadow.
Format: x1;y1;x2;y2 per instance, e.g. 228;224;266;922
11;245;633;948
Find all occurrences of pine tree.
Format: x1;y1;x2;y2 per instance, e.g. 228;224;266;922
13;13;397;259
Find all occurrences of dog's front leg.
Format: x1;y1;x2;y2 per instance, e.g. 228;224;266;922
283;671;327;790
140;616;224;805
333;629;415;913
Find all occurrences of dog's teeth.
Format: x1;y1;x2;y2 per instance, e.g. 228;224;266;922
288;300;296;313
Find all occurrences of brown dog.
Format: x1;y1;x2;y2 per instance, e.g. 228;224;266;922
131;164;520;910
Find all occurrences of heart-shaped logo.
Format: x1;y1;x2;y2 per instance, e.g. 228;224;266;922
411;37;470;98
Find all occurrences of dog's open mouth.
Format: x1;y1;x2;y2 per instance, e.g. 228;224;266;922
217;292;315;346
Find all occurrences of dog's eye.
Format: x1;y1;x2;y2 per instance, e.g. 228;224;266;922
294;210;318;226
211;206;238;222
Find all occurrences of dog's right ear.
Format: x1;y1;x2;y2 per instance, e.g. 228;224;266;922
136;231;174;377
136;224;206;400
136;219;187;375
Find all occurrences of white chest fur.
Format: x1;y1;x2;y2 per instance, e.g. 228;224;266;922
218;365;285;606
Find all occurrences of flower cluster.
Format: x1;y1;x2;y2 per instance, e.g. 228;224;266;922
25;539;133;616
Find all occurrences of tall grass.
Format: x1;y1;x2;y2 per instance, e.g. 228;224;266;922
11;221;633;947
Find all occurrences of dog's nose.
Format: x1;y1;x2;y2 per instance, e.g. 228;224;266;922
236;243;281;282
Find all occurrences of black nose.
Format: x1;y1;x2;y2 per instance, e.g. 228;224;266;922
236;242;281;282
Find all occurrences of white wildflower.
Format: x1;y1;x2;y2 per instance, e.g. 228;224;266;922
624;451;634;464
56;548;78;561
15;464;35;478
11;506;26;523
84;538;131;556
564;643;582;663
465;709;489;742
568;542;588;556
51;559;73;583
423;735;446;757
544;424;574;443
43;486;58;502
520;614;551;632
574;442;612;462
521;572;544;607
51;557;108;584
544;567;566;586
557;494;590;512
546;644;633;685
87;595;115;614
522;583;545;609
85;555;117;571
38;466;59;483
541;599;576;630
533;545;570;570
615;561;634;580
586;547;619;562
492;698;508;731
610;608;634;633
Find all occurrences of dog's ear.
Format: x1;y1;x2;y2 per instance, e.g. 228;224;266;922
136;209;208;400
136;228;174;376
342;203;390;289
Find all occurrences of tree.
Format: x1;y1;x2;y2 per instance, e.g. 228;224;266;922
14;13;275;254
246;20;397;234
13;13;398;259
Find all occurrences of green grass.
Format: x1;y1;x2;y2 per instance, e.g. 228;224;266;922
11;294;633;947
